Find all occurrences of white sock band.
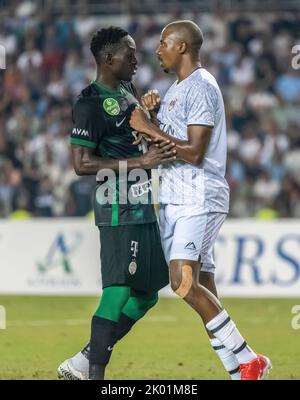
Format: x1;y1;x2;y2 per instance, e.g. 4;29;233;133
206;310;256;364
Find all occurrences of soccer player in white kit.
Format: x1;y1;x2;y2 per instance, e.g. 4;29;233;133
130;20;272;380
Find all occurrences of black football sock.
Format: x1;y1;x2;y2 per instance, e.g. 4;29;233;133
81;312;136;361
89;316;118;380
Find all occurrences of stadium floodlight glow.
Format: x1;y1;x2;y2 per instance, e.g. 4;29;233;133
0;305;6;330
0;45;6;70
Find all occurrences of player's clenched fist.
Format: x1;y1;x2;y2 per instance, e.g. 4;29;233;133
141;89;161;112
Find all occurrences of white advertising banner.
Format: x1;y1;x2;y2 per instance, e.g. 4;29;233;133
0;219;300;297
0;220;101;295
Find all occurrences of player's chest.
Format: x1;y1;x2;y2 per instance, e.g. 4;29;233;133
159;90;187;123
100;94;138;135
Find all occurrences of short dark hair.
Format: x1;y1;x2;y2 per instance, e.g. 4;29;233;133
90;26;129;64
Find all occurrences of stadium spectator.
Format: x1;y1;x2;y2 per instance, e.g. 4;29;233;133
0;9;299;218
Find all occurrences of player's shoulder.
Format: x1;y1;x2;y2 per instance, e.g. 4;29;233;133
193;68;219;92
121;80;138;97
73;84;100;114
187;68;220;102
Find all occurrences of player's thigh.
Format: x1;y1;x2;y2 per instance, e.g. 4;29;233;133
169;207;208;263
199;212;227;275
99;223;166;292
158;204;175;264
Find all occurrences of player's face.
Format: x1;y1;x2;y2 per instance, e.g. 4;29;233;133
156;28;181;73
111;35;137;81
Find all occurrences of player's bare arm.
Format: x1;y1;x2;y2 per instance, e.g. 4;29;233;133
71;142;176;176
129;107;212;166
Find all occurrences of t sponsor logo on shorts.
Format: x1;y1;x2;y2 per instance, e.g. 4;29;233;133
129;241;139;275
130;241;139;258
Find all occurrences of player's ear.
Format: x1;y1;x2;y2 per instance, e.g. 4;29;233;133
178;41;187;54
103;52;113;65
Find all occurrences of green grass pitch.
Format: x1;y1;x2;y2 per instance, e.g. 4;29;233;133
0;296;299;380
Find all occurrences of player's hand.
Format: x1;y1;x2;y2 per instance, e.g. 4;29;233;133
129;106;152;133
132;131;172;147
130;106;168;144
140;143;176;169
141;89;161;112
132;132;152;146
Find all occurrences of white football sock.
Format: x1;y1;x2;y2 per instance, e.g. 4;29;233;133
206;310;257;364
210;338;240;380
71;350;89;372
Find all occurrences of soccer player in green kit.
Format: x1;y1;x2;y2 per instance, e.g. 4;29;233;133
58;27;176;380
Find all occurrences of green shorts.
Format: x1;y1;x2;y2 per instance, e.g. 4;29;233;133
99;222;169;294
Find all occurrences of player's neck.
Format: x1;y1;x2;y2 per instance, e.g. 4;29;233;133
95;71;121;91
176;60;201;83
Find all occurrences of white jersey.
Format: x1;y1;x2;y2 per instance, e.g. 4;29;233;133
157;67;229;213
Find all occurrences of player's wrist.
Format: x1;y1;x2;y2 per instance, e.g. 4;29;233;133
138;154;147;169
142;120;157;135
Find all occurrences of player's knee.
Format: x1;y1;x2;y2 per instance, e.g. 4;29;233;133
133;293;158;315
148;293;159;308
141;293;159;311
171;265;193;298
170;275;180;293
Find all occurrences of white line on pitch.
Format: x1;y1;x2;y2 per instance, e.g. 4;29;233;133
6;316;176;327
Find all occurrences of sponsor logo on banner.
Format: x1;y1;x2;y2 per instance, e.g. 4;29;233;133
1;220;300;296
214;232;300;294
27;232;83;288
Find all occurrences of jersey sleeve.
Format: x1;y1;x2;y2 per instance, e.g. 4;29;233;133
70;98;105;149
186;82;218;128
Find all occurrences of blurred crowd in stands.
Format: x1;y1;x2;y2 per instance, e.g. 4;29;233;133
0;3;300;218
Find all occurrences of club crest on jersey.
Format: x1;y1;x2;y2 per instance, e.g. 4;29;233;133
168;98;178;111
128;260;137;275
103;98;120;116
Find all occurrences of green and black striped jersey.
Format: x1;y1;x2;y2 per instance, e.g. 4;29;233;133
70;81;156;226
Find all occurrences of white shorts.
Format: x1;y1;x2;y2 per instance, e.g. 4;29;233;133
159;204;227;274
